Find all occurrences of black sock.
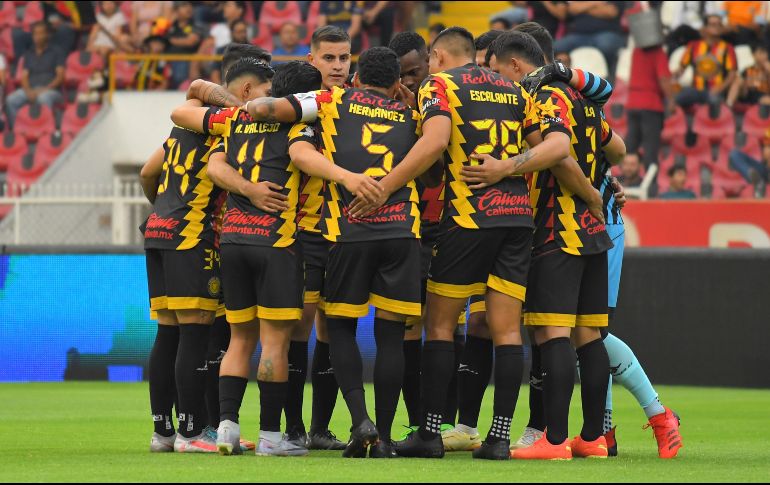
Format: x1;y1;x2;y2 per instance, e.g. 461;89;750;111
541;337;575;445
443;333;465;426
327;317;369;427
402;339;422;427
149;325;179;437
219;375;248;424
373;318;405;442
204;315;229;428
576;339;610;442
285;340;308;431
419;340;455;440
310;340;339;433
176;324;211;438
457;335;493;429
486;345;524;444
527;344;546;431
258;380;288;433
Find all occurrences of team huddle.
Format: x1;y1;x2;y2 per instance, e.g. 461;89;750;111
140;21;683;461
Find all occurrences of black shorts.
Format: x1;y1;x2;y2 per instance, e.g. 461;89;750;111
324;238;422;318
420;222;442;303
146;241;221;316
298;230;330;306
427;226;532;302
523;243;609;328
220;243;304;323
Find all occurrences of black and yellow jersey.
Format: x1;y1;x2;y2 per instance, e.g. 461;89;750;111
293;86;422;243
418;63;540;230
530;81;614;256
296;122;325;234
203;106;309;247
143;123;224;251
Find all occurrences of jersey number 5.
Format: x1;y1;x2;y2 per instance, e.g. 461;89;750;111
361;123;394;177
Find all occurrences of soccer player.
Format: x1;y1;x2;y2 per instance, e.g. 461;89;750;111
171;59;382;456
474;30;504;68
244;46;424;459
354;27;599;460
469;30;624;460
141;43;269;454
285;25;356;450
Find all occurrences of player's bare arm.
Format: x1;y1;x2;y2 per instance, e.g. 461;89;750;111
139;146;165;203
186;79;242;107
288;140;384;204
207;151;289;214
170;99;209;133
348;115;451;218
603;132;627;166
245;97;303;123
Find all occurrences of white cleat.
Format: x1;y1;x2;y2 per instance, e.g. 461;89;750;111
216;420;243;456
510;427;544;450
173;431;218;453
255;435;310;457
150;432;176;453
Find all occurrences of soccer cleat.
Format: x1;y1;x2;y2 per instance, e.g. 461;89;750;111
239;437;256;452
216;420;243;456
398;425;419;441
369;440;398;458
510;435;572;460
286;425;310;450
150;432;176;453
570;435;608;459
343;419;379;458
644;407;683;459
393;430;445;459
472;439;511;460
308;429;347;451
174;431;218;453
255;435;310;457
604;427;618;457
441;426;482;451
510;426;544;450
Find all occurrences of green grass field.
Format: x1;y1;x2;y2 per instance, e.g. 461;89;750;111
1;383;769;482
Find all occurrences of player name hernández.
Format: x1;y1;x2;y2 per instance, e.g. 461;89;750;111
469;90;519;105
348;103;406;122
234;122;281;134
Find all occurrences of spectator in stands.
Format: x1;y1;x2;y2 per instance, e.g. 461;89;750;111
209;1;247;50
618;153;644;188
729;127;770;197
5;22;64;128
723;1;767;46
674;14;737;108
665;1;722;55
528;1;568;38
166;1;205;88
428;23;446;46
12;2;79;61
489;17;512;31
135;35;171;91
130;1;173;49
362;1;396;47
318;1;365;53
660;166;697;199
555;50;571;68
210;19;251;84
87;1;132;58
553;2;627;80
727;43;770;107
626;43;675;169
273;23;311;61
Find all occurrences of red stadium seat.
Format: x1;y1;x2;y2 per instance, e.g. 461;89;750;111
0;1;18;29
33;131;72;168
661;133;712;177
61;102;100;136
661;106;688;144
65;51;105;88
14;103;56;143
113;60;139;88
604;103;627;138
741;104;770;142
0;132;29;172
708;163;747;198
692;103;735;146
0;28;14;65
251;23;274;52
21;0;43;30
303;1;321;44
7;151;43;186
260;1;302;34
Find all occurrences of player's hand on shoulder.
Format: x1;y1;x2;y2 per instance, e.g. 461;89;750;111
244;181;290;213
611;177;627;209
520;60;571;94
461;153;511;189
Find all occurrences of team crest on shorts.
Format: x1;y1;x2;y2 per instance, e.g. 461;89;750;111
208;277;221;297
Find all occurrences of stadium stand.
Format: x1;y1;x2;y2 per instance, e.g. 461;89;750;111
261;1;303;35
65;51;105;89
13;103;56;143
0;132;28;173
693;103;736;147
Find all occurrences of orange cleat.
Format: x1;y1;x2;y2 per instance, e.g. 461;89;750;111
570;435;608;459
644;407;683;459
510;435;572;461
603;426;618;457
